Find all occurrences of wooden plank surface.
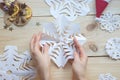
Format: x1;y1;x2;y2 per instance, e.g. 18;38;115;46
36;57;120;80
0;0;120;17
0;17;120;56
0;0;120;80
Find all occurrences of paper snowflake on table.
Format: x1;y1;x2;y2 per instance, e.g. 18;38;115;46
0;46;36;80
40;16;86;67
45;0;91;21
105;38;120;60
99;73;117;80
98;13;120;32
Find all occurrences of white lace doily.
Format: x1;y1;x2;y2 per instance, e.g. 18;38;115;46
0;46;36;80
105;38;120;60
45;0;91;21
40;16;86;67
98;12;120;32
99;73;117;80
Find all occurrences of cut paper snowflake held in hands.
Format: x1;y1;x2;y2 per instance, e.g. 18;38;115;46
105;38;120;60
99;73;117;80
45;0;91;21
98;13;120;32
0;46;36;80
40;16;86;67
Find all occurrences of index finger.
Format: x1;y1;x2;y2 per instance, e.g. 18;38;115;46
30;34;36;53
73;38;88;63
34;32;42;53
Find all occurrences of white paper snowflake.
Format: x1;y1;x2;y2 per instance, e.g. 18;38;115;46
40;16;86;67
0;46;36;80
105;38;120;60
45;0;91;21
99;73;117;80
98;12;120;32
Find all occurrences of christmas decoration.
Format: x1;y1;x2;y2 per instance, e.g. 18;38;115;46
87;0;112;32
0;0;32;31
40;16;86;67
96;0;111;18
0;46;36;80
45;0;91;21
106;38;120;60
99;12;120;32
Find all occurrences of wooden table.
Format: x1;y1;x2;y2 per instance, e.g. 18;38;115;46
0;0;120;80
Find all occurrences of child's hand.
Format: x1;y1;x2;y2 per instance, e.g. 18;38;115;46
30;33;51;80
72;38;88;80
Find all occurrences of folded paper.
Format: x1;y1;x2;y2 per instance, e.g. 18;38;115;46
0;46;36;80
40;16;86;67
45;0;91;21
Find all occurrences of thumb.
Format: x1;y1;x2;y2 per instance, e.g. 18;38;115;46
44;44;49;54
73;52;80;61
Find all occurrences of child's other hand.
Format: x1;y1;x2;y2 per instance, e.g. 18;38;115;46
30;33;51;80
72;38;88;80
